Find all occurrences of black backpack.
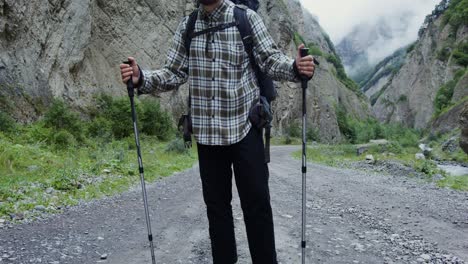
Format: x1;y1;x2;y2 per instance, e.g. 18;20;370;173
182;3;275;163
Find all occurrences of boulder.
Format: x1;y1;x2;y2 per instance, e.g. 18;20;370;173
441;136;459;153
415;153;426;160
365;155;375;164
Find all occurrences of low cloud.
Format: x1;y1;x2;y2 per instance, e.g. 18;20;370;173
301;0;440;44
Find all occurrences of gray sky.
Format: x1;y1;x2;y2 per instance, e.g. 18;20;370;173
300;0;440;44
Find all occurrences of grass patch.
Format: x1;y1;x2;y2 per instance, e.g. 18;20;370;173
0;97;196;219
0;132;197;219
292;144;361;167
291;143;455;184
426;129;468;163
437;175;468;191
292;143;421;166
335;104;421;146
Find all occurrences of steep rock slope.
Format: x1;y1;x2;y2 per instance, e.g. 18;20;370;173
371;0;467;129
360;47;407;104
0;0;369;142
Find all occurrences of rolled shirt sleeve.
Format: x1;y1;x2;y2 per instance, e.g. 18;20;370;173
246;9;300;82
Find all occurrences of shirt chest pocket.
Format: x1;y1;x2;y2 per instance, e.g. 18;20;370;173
218;42;246;67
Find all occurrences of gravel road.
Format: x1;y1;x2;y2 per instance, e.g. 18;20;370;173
1;146;467;264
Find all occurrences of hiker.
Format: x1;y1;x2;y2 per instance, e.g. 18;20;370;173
120;0;315;263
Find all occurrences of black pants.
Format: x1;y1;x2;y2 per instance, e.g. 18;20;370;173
197;128;277;264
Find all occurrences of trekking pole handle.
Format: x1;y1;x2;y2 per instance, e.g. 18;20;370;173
123;61;135;98
300;48;309;59
300;48;320;66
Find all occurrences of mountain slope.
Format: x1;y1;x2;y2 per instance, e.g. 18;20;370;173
336;11;420;83
371;0;467;129
0;0;369;142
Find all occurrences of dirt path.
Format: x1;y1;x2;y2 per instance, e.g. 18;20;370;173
1;146;467;263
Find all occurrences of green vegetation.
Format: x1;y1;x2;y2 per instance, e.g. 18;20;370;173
291;126;467;191
443;0;468;33
438;175;468;191
293;33;323;56
326;54;362;94
293;32;362;95
0;98;197;219
360;47;406;93
292;142;465;189
436;46;452;62
0;112;16;133
439;0;468;66
335;104;421;146
406;42;417;53
44;99;85;143
370;82;390;106
427;129;468;164
452;42;468;67
434;69;466;117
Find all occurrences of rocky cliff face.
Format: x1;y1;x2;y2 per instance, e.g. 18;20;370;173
360;47;407;102
0;0;369;142
371;0;467;130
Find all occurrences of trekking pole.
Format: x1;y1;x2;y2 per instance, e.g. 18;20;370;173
124;61;157;264
299;49;319;264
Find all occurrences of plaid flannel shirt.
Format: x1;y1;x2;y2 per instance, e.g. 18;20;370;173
139;0;299;146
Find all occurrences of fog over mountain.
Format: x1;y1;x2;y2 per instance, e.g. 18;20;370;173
300;0;440;79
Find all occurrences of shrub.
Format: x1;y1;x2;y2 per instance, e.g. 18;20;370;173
413;159;440;177
443;0;468;32
53;130;77;149
326;54;361;94
165;138;188;154
140;99;174;141
407;42;417;53
0;111;15;133
433;69;465;116
87;116;113;139
347;118;384;144
286;121;301;138
283;135;293;145
105;97;144;139
307;43;323;56
307;127;320;142
452;42;468;67
51;170;79;191
43;99;84;142
381;123;420;147
436;46;451;62
335;104;356;143
385;141;404;154
398;95;408;102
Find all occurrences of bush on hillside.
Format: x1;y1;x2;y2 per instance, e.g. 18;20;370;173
0;111;16;133
53;130;77;149
104;97;144;139
165;138;189;154
87;116;113;139
443;0;468;32
43;99;84;142
452;42;468;67
286;121;301;138
140;99;174;141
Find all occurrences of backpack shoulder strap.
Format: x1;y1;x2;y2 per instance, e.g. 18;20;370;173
233;7;255;65
184;11;198;111
184;10;199;55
